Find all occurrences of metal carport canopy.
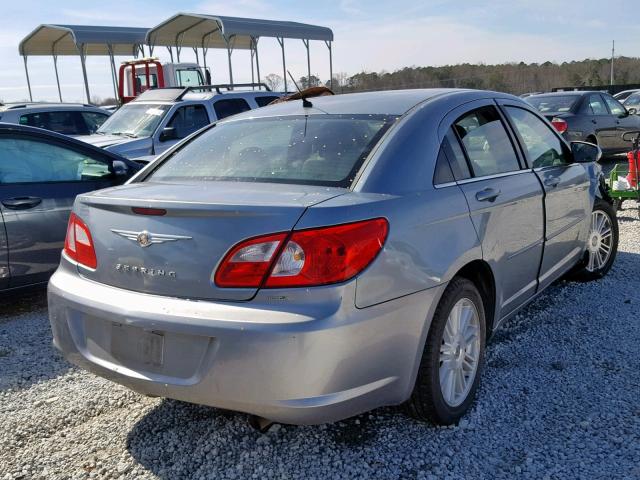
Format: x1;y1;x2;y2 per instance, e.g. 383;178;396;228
146;13;334;90
19;24;150;102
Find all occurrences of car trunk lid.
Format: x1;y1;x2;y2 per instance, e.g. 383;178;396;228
74;181;346;301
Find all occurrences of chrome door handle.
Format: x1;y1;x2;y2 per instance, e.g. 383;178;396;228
544;177;560;188
475;188;500;202
1;196;42;210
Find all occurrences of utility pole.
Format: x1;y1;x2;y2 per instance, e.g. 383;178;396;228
610;40;615;86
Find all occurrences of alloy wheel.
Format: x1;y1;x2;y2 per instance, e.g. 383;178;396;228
439;298;481;407
586;210;613;272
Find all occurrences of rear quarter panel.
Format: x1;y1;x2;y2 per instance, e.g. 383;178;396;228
298;189;481;309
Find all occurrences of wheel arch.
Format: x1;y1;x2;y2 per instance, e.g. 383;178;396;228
453;260;497;336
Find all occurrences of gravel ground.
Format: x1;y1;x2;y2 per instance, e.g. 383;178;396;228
1;202;639;480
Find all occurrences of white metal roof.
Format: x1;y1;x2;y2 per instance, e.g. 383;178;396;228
146;13;334;50
19;25;150;56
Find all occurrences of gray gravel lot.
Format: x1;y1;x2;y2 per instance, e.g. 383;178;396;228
1;202;639;480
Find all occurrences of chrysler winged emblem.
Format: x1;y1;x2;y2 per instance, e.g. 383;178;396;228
111;229;192;247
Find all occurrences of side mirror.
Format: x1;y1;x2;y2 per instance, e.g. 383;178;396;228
111;160;130;176
159;127;178;141
571;141;602;163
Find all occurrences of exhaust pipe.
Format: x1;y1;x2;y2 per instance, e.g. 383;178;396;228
248;415;275;433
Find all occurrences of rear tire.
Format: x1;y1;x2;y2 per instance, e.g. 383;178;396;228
568;199;618;281
405;277;486;425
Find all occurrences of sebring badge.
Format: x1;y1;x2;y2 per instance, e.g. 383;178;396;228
111;229;192;247
115;264;177;278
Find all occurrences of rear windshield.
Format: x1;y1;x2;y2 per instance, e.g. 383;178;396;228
147;114;397;187
526;95;579;113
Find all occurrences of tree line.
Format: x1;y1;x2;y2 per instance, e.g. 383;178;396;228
264;56;640;95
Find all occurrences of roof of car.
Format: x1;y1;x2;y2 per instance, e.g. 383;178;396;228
0;102;106;111
225;88;520;119
529;91;602;98
132;87;281;104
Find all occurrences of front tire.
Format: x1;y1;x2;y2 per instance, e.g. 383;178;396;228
569;199;618;281
405;277;486;425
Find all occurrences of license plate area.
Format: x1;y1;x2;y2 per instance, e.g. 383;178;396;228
111;323;164;367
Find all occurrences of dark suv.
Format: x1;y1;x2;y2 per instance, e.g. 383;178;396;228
526;91;640;154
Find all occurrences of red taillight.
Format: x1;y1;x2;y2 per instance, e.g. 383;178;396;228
551;117;568;134
214;233;287;287
214;218;388;289
64;213;97;269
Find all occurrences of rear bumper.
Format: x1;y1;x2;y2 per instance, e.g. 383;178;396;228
48;265;444;424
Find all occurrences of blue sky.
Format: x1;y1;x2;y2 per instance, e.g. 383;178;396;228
2;0;639;102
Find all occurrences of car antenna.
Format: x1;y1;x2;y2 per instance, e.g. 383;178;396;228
287;70;313;108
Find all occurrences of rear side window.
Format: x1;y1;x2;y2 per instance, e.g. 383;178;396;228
0;137;111;184
504;106;570;168
454;107;520;177
433;148;454;185
587;95;607;115
214;98;251;120
148;114;395;188
19;111;85;135
443;129;471;180
255;96;279;107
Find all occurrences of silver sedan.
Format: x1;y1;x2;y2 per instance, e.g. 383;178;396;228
48;89;618;426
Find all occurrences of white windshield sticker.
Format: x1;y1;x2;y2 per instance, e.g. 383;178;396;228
145;108;164;116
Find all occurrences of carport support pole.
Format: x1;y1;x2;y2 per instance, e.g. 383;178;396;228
303;39;311;87
326;40;333;90
202;46;208;83
277;37;287;92
224;37;234;88
53;54;62;102
78;45;91;104
253;38;260;83
107;46;119;104
23;56;33;102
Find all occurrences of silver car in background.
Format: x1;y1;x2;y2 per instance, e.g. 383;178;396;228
48;89;618;426
0;102;110;136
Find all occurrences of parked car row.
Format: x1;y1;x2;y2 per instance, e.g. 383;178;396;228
44;88;618;428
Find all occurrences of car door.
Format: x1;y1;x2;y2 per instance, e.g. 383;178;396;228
0;132;127;288
153;103;210;155
441;101;545;317
0;210;8;289
602;94;640;150
582;94;618;150
500;103;591;290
